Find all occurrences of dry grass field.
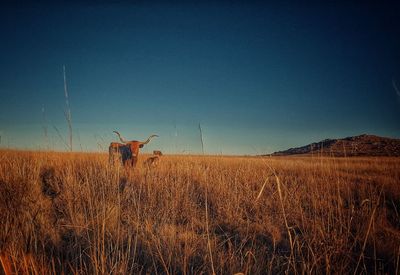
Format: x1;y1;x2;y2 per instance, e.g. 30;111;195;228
0;149;399;274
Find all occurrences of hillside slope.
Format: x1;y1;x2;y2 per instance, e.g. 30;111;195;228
271;134;400;156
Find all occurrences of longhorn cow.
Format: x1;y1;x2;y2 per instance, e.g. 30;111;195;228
109;131;158;167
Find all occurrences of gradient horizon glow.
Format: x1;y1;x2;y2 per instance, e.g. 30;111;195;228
0;1;399;155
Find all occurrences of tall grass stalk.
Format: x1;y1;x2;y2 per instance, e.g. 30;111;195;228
63;65;72;152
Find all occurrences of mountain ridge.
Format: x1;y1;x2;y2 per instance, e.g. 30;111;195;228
269;134;400;157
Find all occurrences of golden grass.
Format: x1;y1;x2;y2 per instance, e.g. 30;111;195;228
0;149;399;274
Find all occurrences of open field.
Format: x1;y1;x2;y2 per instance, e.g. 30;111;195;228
0;150;399;274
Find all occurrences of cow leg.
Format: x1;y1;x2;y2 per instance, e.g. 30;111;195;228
109;153;114;165
132;157;138;168
108;148;113;165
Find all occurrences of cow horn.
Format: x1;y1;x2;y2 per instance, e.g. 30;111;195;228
140;134;158;145
113;131;128;143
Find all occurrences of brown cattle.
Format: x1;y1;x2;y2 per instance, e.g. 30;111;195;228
153;150;163;156
144;150;163;168
109;131;158;167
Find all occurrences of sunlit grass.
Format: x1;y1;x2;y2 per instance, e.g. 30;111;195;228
0;150;399;274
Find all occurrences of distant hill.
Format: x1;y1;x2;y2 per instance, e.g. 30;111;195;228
270;134;400;157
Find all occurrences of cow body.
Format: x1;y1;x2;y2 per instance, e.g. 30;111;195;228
144;150;163;168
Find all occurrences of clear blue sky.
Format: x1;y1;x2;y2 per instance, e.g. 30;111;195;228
0;1;399;154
